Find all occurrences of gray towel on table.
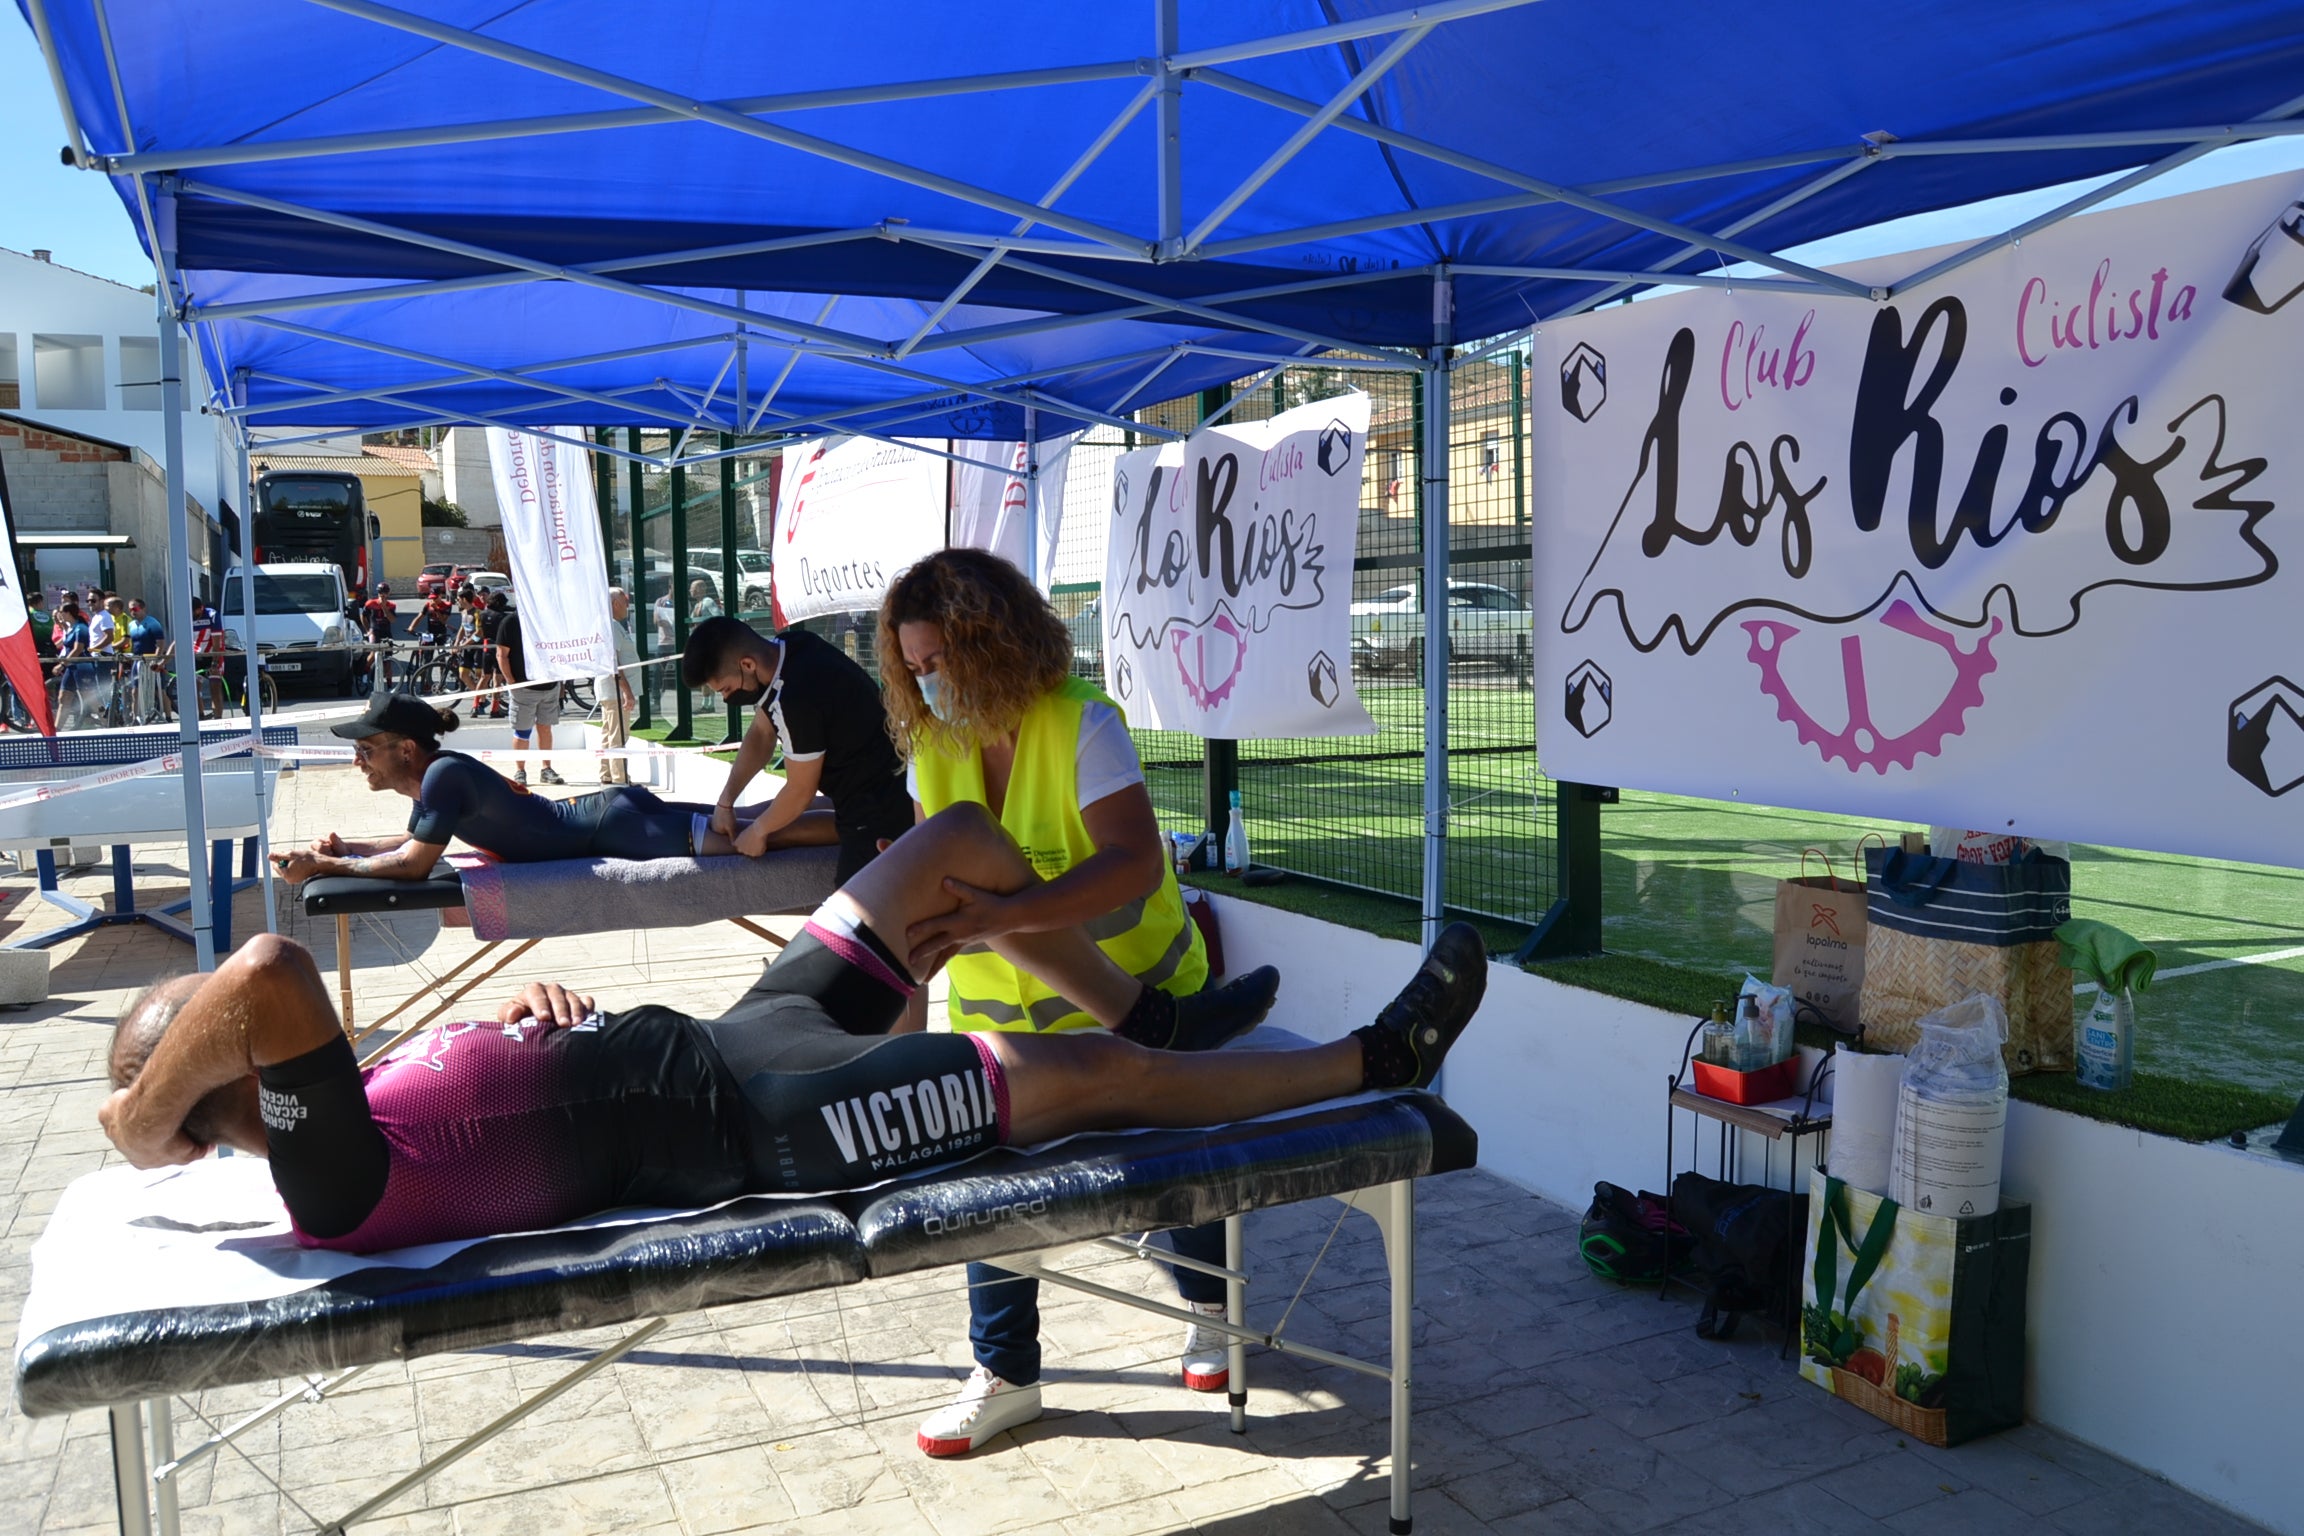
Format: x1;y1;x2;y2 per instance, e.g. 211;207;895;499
454;848;840;941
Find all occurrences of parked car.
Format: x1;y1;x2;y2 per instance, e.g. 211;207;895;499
415;561;464;597
1065;597;1105;677
466;570;514;602
1350;580;1531;674
688;547;774;613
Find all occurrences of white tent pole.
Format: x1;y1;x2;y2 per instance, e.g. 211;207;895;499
231;387;277;934
157;191;217;970
1166;0;1531;72
1023;398;1040;587
1155;0;1182;255
223;332;745;419
1420;270;1453;958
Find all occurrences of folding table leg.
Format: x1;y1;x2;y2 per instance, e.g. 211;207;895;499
209;841;232;955
148;1398;178;1536
1225;1213;1248;1434
108;1402;151;1536
1385;1179;1416;1535
336;914;355;1038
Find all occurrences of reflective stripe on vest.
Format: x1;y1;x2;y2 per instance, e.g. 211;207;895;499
913;677;1207;1033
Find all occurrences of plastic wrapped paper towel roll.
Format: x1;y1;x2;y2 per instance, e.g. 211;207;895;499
1830;1045;1904;1196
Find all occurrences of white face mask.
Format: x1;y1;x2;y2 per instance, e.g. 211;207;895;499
917;670;959;724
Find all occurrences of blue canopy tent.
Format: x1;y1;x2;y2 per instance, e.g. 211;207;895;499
17;0;2304;994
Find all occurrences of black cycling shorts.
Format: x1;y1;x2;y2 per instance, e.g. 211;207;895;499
701;995;1004;1191
582;785;697;860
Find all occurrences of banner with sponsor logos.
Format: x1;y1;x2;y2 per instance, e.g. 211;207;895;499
1533;173;2304;869
951;435;1076;589
770;435;945;626
485;429;617;680
1103;392;1375;738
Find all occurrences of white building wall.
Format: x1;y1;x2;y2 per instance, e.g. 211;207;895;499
0;246;234;519
440;427;501;526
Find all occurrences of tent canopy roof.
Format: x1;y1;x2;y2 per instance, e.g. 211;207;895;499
23;0;2304;439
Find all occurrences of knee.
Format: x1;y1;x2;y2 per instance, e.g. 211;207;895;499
235;932;315;979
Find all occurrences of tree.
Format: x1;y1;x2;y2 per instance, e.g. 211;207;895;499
421;498;468;528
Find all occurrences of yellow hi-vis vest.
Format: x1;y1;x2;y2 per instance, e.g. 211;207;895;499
911;677;1206;1034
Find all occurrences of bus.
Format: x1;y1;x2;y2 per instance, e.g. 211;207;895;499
251;470;378;595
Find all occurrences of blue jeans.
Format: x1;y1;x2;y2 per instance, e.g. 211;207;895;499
968;1221;1228;1386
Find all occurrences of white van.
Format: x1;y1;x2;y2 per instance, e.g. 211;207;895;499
220;563;354;692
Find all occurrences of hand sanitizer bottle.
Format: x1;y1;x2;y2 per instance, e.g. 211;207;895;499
1223;789;1249;876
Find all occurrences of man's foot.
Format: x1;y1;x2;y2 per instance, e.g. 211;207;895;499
538;765;565;786
1170;965;1281;1051
512;765;528;786
1352;922;1487;1090
1181;1300;1230;1392
916;1367;1042;1456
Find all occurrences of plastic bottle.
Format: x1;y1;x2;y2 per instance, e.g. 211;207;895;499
2075;987;2136;1091
1223;789;1249;876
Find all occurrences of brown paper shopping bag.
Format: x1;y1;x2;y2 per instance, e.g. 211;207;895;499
1774;850;1867;1034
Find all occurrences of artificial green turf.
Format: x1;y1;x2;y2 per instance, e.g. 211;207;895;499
2007;1070;2296;1143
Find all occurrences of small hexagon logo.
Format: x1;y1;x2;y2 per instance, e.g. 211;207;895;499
1565;660;1612;738
1112;653;1134;700
1307;650;1341;708
2229;675;2304;795
1560;342;1606;422
1316;419;1354;476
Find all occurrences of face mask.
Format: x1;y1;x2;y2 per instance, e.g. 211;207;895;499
725;679;767;707
918;670;960;724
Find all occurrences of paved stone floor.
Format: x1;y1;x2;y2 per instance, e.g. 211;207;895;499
0;751;2272;1534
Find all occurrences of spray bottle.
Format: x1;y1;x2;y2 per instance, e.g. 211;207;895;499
1223;789;1250;876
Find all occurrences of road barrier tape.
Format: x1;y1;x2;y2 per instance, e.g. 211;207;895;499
253;743;730;764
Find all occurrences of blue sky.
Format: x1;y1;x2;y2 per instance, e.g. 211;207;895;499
6;16;2303;300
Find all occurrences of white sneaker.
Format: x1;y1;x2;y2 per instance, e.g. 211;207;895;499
916;1366;1042;1457
1181;1300;1230;1392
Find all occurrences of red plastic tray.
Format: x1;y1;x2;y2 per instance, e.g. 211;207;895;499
1691;1056;1802;1105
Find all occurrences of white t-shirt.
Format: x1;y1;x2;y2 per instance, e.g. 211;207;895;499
906;700;1145;812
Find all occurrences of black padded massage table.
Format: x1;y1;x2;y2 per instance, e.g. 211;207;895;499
16;1082;1476;1536
301;845;842;1054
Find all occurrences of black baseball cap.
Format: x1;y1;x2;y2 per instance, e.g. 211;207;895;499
331;694;443;746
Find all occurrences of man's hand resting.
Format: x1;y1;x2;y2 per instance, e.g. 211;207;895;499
275;849;324;882
709;803;739;840
499;982;597;1029
309;832;346;857
99;1087;206;1168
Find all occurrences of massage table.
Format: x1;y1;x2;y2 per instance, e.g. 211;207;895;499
13;1035;1475;1536
300;846;841;1050
0;726;297;953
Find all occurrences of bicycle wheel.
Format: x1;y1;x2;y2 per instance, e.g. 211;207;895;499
260;674;279;713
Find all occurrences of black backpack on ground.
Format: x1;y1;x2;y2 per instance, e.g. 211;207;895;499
1669;1172;1805;1340
1577;1181;1690;1285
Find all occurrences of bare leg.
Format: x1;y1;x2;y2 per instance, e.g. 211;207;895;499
831;803;1143;1026
693;807;840;856
988;1030;1363;1144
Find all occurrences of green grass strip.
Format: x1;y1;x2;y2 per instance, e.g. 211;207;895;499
1193;871;2293;1143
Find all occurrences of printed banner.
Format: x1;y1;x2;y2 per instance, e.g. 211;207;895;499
1532;172;2304;868
951;435;1076;588
770;435;946;625
485;429;617;679
1102;393;1375;737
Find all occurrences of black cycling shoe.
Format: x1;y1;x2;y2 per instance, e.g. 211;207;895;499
1354;922;1488;1089
1168;965;1282;1052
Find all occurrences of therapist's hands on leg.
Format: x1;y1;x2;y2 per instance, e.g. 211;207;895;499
499;982;597;1029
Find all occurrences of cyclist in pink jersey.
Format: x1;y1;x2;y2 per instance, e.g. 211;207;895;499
99;805;1488;1254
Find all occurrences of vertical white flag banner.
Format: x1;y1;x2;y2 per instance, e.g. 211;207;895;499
485;428;616;679
1102;392;1375;738
770;435;946;626
1531;171;2304;868
951;435;1076;587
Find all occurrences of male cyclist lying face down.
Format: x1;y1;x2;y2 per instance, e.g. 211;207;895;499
102;803;1488;1253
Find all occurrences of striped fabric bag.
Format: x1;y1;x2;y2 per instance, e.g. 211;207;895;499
1858;847;2075;1074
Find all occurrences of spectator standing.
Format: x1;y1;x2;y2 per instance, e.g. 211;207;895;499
360;583;399;691
125;598;169;721
190;599;228;717
493;603;564;786
27;591;54;663
476;592;511;718
598;587;638;786
689;578;721;622
53;601;96;728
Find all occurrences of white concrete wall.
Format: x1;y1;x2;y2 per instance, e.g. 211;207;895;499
1199;893;2304;1536
0;247;233;518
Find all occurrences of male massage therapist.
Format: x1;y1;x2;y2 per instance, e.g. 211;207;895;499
100;807;1490;1257
684;615;914;881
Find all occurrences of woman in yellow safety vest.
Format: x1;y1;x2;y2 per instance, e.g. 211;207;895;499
877;548;1278;1457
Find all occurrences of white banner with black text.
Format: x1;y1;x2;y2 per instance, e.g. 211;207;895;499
1102;392;1375;737
485;428;617;680
1532;172;2304;867
951;435;1076;589
770;435;946;625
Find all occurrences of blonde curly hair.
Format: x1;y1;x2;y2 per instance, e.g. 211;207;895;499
877;548;1072;759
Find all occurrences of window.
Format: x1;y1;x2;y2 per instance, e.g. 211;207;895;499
32;334;104;411
1481;429;1501;477
0;334;17;410
223;572;343;615
118;336;161;410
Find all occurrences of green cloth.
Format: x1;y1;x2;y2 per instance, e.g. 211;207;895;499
2056;918;2156;995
